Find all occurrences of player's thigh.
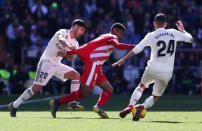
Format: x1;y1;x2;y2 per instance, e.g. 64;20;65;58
152;79;169;96
96;68;113;93
97;81;113;94
80;62;99;88
54;64;79;81
34;60;56;86
140;70;155;88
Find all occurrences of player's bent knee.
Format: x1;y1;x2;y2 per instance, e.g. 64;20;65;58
72;71;80;80
108;87;113;94
32;84;43;94
139;83;146;90
64;71;80;80
75;72;80;79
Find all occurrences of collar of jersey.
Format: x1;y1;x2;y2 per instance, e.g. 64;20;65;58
156;28;165;31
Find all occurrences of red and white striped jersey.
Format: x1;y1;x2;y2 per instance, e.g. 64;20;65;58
69;33;135;65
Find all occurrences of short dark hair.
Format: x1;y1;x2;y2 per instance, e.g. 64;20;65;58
72;19;87;29
110;23;126;32
154;13;166;27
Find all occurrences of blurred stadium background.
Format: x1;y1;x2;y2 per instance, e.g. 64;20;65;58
0;0;201;97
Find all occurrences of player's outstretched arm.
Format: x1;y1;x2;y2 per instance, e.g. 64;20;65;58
176;20;193;43
176;20;185;33
112;33;151;67
112;50;135;67
109;39;135;50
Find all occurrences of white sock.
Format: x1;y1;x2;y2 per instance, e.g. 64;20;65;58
129;86;143;106
13;88;34;108
143;96;154;109
70;80;80;92
70;80;80;103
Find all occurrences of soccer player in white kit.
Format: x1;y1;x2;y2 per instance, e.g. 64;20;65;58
8;19;87;117
113;13;193;121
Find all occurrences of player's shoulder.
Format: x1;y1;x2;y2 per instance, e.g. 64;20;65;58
166;28;182;34
167;28;184;37
144;32;153;38
57;29;67;34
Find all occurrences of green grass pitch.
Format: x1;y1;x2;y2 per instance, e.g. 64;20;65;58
0;95;202;131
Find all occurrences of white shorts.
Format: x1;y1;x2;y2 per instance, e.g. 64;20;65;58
33;60;75;86
141;69;172;96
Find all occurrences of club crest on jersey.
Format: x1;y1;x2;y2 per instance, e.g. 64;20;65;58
94;73;98;80
106;48;112;53
56;43;63;50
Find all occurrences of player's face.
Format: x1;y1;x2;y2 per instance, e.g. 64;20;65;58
74;26;86;38
115;30;124;40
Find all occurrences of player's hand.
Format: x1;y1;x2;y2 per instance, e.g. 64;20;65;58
69;45;76;50
66;54;74;61
112;58;126;67
176;20;185;33
56;50;67;57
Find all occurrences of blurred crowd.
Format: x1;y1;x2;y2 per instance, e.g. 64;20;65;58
0;0;201;95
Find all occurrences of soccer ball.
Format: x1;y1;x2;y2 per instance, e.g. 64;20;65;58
132;106;147;118
140;109;146;118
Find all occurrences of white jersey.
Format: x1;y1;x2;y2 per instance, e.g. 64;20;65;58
40;29;79;65
132;28;193;73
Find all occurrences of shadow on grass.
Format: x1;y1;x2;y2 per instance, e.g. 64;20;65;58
57;117;120;120
18;116;120;120
144;120;202;124
1;95;202;111
8;116;202;124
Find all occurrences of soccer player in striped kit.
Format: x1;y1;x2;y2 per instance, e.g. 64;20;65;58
50;23;135;118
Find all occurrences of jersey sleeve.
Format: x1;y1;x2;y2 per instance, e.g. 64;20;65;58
57;29;66;41
173;29;193;43
132;33;151;54
57;29;71;47
108;38;135;50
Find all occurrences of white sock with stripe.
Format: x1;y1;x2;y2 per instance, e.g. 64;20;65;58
13;88;34;108
70;80;80;103
129;86;143;106
70;80;80;92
